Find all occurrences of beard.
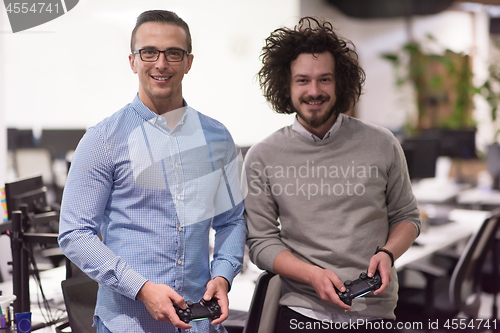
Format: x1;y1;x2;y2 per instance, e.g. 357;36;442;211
292;100;337;128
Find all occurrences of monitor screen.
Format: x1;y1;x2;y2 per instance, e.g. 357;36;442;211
5;175;49;220
420;129;477;159
402;137;440;180
39;129;86;158
7;128;34;150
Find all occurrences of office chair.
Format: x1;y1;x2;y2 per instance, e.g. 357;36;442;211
242;271;281;333
56;260;98;333
396;208;500;323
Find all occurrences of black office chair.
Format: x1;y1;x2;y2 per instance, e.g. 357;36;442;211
241;271;281;333
56;260;98;333
396;208;500;323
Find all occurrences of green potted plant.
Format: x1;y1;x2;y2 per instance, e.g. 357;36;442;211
381;35;476;135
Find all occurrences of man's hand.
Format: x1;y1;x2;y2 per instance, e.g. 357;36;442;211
309;266;352;311
203;276;230;325
367;252;392;295
273;250;351;311
136;281;192;330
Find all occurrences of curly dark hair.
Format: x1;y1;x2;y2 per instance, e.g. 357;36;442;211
258;17;366;115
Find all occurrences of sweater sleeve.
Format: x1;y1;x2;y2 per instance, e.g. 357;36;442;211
243;144;289;272
385;136;421;235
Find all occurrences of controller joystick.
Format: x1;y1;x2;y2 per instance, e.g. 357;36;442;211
335;271;382;306
174;297;221;323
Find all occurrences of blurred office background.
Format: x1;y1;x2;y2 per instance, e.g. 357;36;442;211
1;0;500;274
1;0;499;184
2;2;500;330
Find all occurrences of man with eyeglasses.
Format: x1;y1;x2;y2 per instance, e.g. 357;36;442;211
58;10;246;333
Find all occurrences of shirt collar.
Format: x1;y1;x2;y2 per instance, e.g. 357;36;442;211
131;94;189;129
292;114;343;141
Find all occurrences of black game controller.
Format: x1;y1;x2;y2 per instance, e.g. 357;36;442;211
174;297;221;323
335;271;382;306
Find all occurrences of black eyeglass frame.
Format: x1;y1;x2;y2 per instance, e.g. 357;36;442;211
132;48;189;62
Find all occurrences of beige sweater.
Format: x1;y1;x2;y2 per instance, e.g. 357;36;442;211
244;114;420;320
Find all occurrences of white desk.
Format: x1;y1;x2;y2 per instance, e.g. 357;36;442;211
395;209;489;270
411;178;469;204
457;187;500;208
230;209;491;312
0;266;66;332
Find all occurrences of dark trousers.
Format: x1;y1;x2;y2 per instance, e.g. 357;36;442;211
274;306;399;333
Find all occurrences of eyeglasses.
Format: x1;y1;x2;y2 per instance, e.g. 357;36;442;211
133;48;188;62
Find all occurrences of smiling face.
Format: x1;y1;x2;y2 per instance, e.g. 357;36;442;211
129;22;193;114
290;52;337;138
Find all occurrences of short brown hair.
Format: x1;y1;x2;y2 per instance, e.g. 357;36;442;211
130;10;192;54
258;17;365;115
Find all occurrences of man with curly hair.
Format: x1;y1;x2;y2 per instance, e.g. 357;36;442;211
244;17;420;332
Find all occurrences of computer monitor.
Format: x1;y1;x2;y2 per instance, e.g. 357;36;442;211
402;137;440;180
4;175;50;220
420;129;477;159
7;128;34;150
39;129;86;158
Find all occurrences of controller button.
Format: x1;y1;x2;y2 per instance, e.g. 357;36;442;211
345;280;353;286
359;272;367;279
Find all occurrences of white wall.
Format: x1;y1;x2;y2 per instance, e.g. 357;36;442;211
0;0;494;149
0;0;300;147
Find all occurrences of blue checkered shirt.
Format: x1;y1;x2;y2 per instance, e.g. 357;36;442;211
58;95;247;333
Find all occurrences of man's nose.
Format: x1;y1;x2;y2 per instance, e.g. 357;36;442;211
308;81;321;98
155;53;170;69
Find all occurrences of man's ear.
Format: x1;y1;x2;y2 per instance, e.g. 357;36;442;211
129;54;138;74
184;54;194;74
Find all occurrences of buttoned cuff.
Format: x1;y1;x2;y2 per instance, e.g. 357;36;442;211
119;269;149;301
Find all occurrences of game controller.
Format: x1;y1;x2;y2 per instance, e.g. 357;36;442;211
174;297;221;323
335;271;382;306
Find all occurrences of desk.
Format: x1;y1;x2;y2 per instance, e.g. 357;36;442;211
395;209;489;270
230;209;491;312
457;187;500;209
0;266;66;333
411;178;469;204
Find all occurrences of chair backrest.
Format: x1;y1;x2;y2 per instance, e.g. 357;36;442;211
449;208;500;318
61;273;98;333
243;271;282;333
